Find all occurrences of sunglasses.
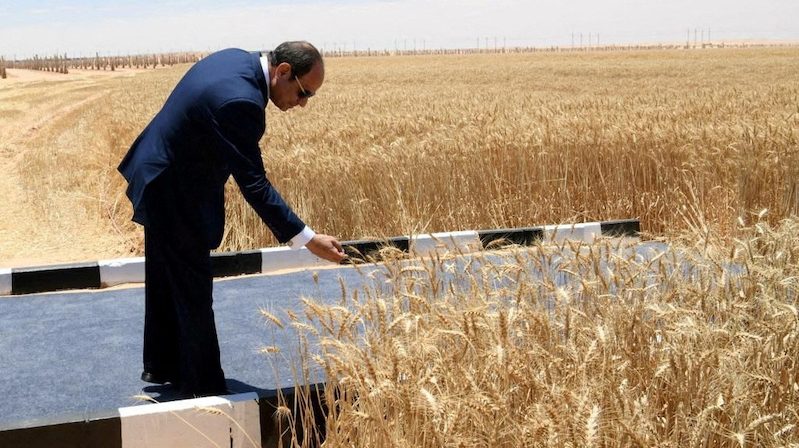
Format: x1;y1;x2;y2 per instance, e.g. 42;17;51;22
294;75;315;99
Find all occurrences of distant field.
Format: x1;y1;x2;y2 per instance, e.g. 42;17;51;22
0;48;797;266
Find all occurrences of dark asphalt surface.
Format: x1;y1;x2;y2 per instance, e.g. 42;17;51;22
0;263;378;430
0;242;667;430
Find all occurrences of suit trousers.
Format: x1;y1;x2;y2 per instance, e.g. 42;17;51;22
142;169;227;396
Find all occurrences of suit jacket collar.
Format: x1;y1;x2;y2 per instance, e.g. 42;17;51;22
251;51;270;106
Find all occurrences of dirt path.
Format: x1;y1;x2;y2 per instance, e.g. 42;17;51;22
0;144;29;266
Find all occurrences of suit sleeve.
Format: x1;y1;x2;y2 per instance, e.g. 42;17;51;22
210;98;306;243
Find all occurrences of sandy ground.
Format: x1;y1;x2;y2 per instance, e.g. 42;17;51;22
0;68;149;268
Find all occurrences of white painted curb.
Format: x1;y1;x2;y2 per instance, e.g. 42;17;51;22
543;222;604;243
1;220;640;295
0;268;11;296
410;230;481;257
581;222;603;241
119;392;260;448
99;257;146;287
260;246;328;273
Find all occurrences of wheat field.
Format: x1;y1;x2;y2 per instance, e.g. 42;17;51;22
1;48;798;446
1;48;797;266
271;216;799;447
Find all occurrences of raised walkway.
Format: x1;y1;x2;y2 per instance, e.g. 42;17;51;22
0;220;642;447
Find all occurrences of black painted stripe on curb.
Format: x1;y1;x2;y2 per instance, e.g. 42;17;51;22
5;220;640;295
600;219;640;237
0;387;330;448
478;227;545;248
0;416;121;448
12;262;101;295
210;249;263;278
259;384;328;447
342;236;411;262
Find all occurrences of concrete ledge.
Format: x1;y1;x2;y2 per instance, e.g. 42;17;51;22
0;386;325;448
344;236;411;260
98;257;145;288
542;221;604;242
410;230;481;257
260;246;329;273
0;268;11;296
12;262;101;295
601;219;641;237
478;226;544;248
210;250;262;278
1;219;639;296
119;393;261;448
0;415;121;448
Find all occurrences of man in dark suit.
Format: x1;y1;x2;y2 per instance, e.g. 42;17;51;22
118;41;345;397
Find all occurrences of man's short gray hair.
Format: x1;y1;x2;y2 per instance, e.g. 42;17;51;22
268;41;323;78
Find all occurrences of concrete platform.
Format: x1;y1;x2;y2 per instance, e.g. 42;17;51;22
0;220;646;446
0;264;367;431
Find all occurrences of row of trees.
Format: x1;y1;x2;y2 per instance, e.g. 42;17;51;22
14;54;70;73
319;40;793;57
322;43;691;58
1;52;205;75
1;42;794;79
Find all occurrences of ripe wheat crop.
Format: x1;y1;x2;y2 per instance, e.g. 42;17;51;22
1;47;797;445
268;217;799;447
1;48;797;264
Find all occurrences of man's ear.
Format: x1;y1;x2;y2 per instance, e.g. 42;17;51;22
277;62;292;79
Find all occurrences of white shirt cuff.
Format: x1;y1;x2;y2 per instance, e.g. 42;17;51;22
287;226;315;250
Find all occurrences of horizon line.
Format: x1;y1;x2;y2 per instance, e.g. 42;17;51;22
3;37;799;61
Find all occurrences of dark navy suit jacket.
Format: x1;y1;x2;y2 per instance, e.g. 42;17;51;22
118;48;305;249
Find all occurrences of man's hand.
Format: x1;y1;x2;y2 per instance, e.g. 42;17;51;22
306;234;347;263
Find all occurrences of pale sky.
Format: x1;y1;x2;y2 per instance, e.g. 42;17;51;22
1;0;797;58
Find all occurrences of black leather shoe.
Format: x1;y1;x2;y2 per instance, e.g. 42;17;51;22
141;371;179;385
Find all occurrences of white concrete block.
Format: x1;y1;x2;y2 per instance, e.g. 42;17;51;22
410;231;482;257
260;246;327;273
98;257;145;287
0;268;11;295
580;222;603;242
542;223;583;242
119;392;261;448
542;222;607;243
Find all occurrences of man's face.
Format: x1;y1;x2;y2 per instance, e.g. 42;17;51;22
269;61;324;111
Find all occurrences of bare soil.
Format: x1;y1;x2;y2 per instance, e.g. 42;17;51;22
0;68;146;268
